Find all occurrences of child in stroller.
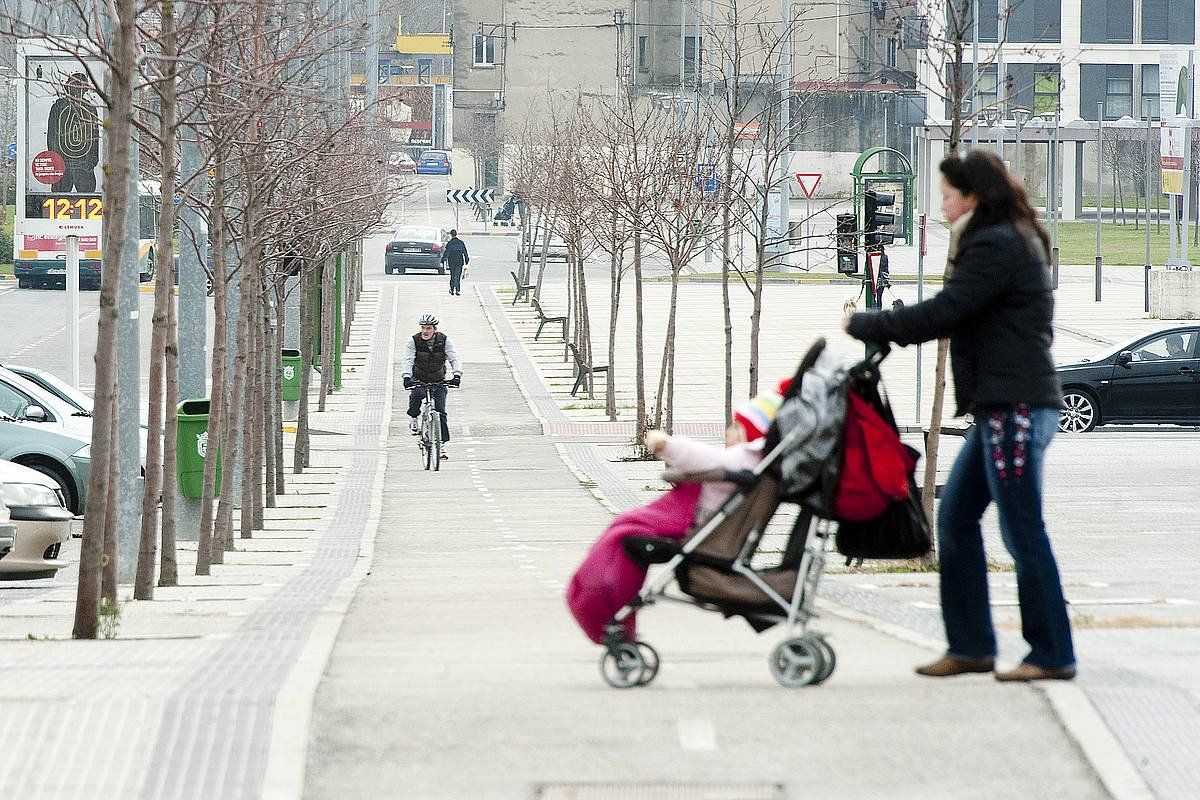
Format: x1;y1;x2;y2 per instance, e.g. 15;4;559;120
573;339;910;689
565;384;788;650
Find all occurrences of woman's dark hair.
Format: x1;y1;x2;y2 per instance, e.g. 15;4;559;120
939;149;1051;257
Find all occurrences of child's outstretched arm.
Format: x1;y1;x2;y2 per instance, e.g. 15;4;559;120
645;430;727;471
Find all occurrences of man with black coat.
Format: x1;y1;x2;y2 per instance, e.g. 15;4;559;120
441;229;470;296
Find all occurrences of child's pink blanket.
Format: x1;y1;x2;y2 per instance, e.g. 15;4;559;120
566;482;702;644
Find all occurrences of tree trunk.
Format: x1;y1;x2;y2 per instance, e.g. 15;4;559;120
295;259;315;473
654;258;681;432
318;257;334;410
272;281;286;496
533;214;555;301
196;178;228;575
605;217;621;420
240;274;260;540
75;0;135;637
721;178;734;426
101;412;119;604
160;272;180;588
633;228;647;442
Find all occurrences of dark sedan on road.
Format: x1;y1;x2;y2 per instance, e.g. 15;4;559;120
384;227;448;275
1056;326;1200;432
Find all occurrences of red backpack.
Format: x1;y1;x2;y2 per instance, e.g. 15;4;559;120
832;390;915;522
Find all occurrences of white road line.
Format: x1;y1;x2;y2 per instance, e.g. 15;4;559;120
677;718;718;752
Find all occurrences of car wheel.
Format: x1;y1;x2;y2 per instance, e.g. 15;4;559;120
1059;390;1098;433
438;267;445;275
17;276;31;289
398;267;406;274
16;458;78;514
385;266;392;275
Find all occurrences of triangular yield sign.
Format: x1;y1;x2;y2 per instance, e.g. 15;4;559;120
794;172;822;199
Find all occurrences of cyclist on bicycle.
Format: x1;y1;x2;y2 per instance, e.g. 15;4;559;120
402;313;462;459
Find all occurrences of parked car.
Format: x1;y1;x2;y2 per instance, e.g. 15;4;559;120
0;419;91;514
0;458;72;579
1056;326;1200;432
388;152;417;174
0;498;14;568
384;227;448;275
0;366;93;439
415;150;452;176
1;365;93;414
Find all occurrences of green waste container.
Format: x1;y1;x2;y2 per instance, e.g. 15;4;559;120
281;348;302;401
177;398;221;499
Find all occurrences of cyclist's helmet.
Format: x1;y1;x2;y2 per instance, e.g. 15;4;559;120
418;313;439;327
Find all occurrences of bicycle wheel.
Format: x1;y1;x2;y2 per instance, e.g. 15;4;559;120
421;412;434;470
431;409;442;471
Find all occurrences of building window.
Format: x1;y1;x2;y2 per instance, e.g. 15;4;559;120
1079;64;1136;119
1081;0;1134;43
1006;0;1061;43
1141;64;1160;119
1105;76;1134;118
1033;69;1060;116
859;34;869;64
684;36;703;77
1142;0;1195;43
637;36;649;71
886;37;898;68
944;64;997;119
473;34;496;66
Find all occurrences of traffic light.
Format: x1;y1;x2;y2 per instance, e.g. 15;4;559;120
836;213;858;275
864;189;896;249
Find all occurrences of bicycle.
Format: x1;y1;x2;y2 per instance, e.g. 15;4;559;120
413;380;451;470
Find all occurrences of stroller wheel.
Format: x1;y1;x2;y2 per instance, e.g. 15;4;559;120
600;643;647;689
769;636;826;688
810;635;837;684
634;641;660;686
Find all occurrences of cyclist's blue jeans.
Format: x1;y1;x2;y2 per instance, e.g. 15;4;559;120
936;406;1075;670
408;385;449;442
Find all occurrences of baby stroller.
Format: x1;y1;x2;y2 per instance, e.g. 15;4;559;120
598;338;916;689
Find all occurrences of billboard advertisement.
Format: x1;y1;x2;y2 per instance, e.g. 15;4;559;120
19;45;104;244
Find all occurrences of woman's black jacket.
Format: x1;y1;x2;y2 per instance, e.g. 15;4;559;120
846;221;1062;417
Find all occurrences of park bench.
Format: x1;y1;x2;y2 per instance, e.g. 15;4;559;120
567;342;609;397
531;298;567;341
510;271;536;305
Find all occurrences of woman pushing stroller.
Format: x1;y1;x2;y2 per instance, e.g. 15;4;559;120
844;149;1076;682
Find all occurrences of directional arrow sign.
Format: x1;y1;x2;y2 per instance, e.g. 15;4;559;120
446;188;495;204
794;172;822;199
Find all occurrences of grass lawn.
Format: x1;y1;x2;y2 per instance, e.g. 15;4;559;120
1053;220;1176;265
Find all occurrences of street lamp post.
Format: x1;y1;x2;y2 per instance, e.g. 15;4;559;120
1012;108;1030;180
1146;112;1153;311
1095;102;1103;302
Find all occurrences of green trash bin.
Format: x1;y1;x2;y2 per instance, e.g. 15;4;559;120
177;398;221;499
281;348;302;402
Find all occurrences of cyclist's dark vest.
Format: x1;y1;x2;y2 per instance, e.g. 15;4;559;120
412;332;448;382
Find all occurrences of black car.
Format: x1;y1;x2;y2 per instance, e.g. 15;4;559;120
1056;326;1200;432
384;226;448;275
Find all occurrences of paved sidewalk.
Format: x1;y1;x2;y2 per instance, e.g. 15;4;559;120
490;268;1199;799
304;263;1106;799
0;286;397;799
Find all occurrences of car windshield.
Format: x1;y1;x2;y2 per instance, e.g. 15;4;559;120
422;152;447;160
392;227;439;241
13;369;92;413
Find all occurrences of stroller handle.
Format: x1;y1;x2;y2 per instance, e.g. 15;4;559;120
850;342;891;378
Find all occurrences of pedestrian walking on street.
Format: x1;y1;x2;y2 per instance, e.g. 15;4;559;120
441;229;469;296
843;150;1076;682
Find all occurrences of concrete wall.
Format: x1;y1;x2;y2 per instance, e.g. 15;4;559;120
1149;270;1200;319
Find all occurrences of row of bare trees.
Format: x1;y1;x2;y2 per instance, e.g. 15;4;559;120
2;0;393;637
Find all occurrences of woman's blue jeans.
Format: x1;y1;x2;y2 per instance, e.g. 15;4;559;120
936;406;1075;670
